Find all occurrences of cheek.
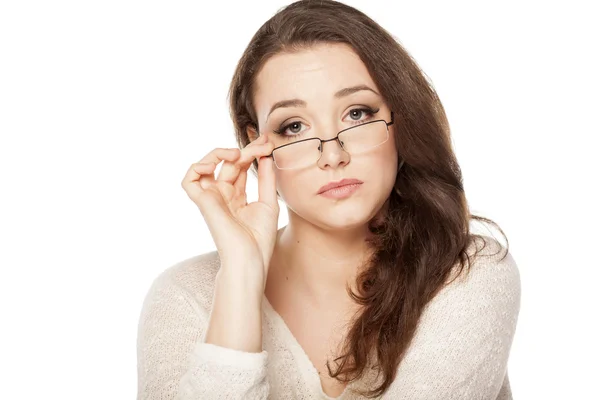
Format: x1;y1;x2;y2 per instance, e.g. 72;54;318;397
273;169;305;203
374;136;398;169
372;143;399;191
273;168;325;212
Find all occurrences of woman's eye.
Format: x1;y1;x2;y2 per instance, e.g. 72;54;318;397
273;107;378;136
349;109;365;120
287;122;303;134
347;107;377;122
274;121;307;136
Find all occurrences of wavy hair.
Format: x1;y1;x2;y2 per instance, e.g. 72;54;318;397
227;0;509;397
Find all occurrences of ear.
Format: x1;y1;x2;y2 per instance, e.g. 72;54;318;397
247;126;259;142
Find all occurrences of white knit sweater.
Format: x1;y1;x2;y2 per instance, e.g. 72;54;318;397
137;236;520;399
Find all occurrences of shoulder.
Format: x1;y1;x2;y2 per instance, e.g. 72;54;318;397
423;235;521;325
144;250;222;314
447;235;520;296
384;236;521;397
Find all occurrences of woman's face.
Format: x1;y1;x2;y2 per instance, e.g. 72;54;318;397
251;42;398;231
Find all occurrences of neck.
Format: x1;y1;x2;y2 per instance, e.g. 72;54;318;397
272;212;374;304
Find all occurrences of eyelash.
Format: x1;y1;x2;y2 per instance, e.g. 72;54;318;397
273;107;380;138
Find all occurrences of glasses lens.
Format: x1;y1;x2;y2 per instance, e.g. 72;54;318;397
272;138;321;170
339;120;389;154
271;120;389;170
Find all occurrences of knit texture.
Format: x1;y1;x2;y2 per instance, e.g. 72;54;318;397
137;236;520;399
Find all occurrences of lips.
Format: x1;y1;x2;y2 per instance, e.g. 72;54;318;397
317;178;364;194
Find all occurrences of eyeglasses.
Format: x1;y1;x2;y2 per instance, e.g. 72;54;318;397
264;112;394;170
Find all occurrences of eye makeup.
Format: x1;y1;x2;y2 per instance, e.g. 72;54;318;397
272;106;381;139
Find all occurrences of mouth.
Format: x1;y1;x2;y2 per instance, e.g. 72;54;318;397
319;183;362;199
317;178;363;199
317;178;364;194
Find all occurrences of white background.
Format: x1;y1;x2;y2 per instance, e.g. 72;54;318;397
1;0;598;398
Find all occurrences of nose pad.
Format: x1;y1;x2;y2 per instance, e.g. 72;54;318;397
318;138;346;152
317;137;350;168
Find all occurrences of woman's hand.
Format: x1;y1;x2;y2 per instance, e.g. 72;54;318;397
181;134;278;289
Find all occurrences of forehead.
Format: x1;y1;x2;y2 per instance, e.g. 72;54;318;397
253;43;378;120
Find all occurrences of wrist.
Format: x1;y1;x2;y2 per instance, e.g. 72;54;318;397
216;265;265;301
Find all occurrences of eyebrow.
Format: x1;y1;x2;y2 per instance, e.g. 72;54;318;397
267;84;380;119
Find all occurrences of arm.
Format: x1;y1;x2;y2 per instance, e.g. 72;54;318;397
177;267;269;399
384;250;521;399
136;269;269;400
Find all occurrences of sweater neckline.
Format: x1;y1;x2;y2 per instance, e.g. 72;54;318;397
262;293;355;400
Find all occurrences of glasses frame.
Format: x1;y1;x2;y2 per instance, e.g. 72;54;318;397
264;111;395;170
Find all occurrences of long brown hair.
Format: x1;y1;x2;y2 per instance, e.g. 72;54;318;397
227;0;509;397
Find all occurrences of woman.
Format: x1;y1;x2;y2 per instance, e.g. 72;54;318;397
137;1;521;399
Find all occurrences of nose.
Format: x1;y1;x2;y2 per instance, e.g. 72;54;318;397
316;137;350;169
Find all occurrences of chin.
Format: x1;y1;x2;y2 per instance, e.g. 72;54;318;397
298;198;385;232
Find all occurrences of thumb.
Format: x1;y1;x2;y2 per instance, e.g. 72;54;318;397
257;156;278;210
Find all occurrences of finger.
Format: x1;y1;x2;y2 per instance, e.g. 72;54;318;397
233;135;273;207
192;162;217;177
233;167;248;195
238;141;274;165
212;136;264;183
181;163;219;208
257;155;278;210
217;141;274;184
182;162;217;186
199;148;241;165
190;148;240;190
214;179;236;203
248;133;268;145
